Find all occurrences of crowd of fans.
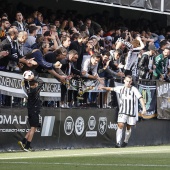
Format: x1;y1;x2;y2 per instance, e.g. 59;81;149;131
0;2;170;108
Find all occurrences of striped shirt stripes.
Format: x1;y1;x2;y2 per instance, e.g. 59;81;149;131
114;86;142;117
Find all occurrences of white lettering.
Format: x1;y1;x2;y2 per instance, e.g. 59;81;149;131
157;83;170;97
108;122;118;130
0;115;27;124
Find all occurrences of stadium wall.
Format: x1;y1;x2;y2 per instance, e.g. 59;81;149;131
0;107;170;152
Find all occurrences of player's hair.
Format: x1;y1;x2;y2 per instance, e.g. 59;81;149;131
125;75;132;79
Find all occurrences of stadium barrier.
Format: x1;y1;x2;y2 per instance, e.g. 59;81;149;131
0;107;170;151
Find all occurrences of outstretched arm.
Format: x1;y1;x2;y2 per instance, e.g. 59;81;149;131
139;97;147;115
99;86;114;91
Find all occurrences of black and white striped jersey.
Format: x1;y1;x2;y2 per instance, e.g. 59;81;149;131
114;86;142;117
124;48;141;77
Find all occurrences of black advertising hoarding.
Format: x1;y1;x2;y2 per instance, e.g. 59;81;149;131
59;108;118;148
157;81;170;120
0;107;118;151
0;108;61;151
1;107;170;151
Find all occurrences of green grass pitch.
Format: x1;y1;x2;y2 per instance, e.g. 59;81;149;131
0;145;170;170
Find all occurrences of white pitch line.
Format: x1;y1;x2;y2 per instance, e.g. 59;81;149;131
0;148;170;160
0;162;170;167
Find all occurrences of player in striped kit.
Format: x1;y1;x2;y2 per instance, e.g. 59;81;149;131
100;75;146;148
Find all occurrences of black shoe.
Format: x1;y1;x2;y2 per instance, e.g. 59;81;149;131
121;142;128;147
115;143;121;148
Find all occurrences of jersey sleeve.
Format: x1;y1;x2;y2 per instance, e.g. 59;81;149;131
113;86;123;94
132;86;142;99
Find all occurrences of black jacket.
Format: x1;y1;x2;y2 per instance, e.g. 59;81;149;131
60;57;81;76
0;37;21;69
138;53;150;79
69;41;86;70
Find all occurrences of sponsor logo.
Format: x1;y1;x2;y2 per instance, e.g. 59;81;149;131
88;116;96;130
75;117;84;136
0;115;28;124
98;117;107;135
86;131;97;137
0;129;40;133
64;116;74;135
108;122;118;130
86;116;97;137
41;116;55;136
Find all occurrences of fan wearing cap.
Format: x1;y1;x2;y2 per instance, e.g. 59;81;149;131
18;70;44;152
138;44;157;79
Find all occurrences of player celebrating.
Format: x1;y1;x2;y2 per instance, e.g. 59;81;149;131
18;70;44;151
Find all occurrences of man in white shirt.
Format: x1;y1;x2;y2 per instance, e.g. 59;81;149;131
81;52;101;106
81;52;101;80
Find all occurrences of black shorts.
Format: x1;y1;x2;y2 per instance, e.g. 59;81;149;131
28;110;41;128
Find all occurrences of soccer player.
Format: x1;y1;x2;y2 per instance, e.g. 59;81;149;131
18;70;44;151
100;75;146;148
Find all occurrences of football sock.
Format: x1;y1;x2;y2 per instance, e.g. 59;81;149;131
116;127;123;144
25;141;31;148
124;128;132;143
22;138;27;145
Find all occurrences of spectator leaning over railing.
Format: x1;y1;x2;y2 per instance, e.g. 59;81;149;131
138;44;158;80
60;50;81;108
153;47;170;81
81;52;102;106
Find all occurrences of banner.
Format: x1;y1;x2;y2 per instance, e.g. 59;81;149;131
138;80;157;119
66;77;104;100
0;108;60;151
0;107;118;151
59;108;118;148
157;81;170;119
1;107;170;151
0;71;61;101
